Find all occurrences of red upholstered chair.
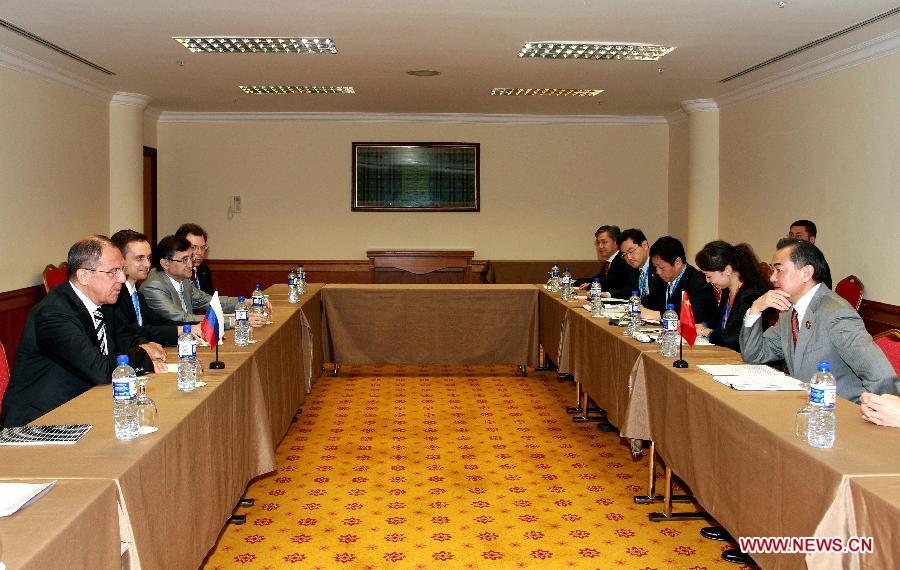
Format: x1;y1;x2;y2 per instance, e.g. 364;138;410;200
835;275;864;311
42;262;68;293
874;329;900;377
0;341;9;417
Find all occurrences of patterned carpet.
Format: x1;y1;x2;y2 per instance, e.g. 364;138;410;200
203;365;746;569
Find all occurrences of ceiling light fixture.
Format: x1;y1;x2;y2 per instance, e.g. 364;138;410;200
406;70;441;77
174;37;337;54
518;41;675;61
238;85;355;94
491;88;604;97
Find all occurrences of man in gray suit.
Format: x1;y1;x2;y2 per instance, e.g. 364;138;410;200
740;240;897;403
140;235;267;328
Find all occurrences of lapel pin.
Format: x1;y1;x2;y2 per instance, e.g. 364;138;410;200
805;320;812;329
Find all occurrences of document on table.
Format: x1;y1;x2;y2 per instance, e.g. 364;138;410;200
0;480;56;517
697;364;806;391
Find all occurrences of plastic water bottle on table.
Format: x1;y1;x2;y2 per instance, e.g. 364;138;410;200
807;361;836;448
660;304;679;357
112;354;139;440
234;296;250;346
626;291;642;336
590;278;603;317
177;325;197;392
288;269;299;303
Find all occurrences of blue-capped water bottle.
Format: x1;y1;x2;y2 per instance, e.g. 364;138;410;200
807;361;836;448
660;304;679;357
626;291;642;336
548;264;560;292
112;355;139;440
177;325;197;392
590;278;603;317
234;296;250;347
297;263;307;295
560;267;573;301
288;269;299;303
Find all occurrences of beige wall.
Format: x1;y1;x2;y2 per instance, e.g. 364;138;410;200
157;120;670;262
0;66;110;292
667;116;689;242
143;112;157;149
720;52;900;304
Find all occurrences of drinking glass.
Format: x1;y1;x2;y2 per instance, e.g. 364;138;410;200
136;377;158;435
794;381;812;441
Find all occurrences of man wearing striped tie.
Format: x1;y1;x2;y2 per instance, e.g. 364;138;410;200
110;229;199;346
1;236;168;427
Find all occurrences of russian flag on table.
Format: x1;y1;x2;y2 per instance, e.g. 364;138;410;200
201;292;225;346
679;290;697;347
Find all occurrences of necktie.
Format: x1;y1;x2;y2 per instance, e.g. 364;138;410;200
791;308;799;348
93;308;107;355
192;268;200;289
131;290;143;326
666;282;673;305
639;269;648;298
601;261;610;279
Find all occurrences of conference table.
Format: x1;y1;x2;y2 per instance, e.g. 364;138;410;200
1;283;897;569
0;285;323;570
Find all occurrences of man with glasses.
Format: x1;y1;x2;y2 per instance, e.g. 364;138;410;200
1;235;168;427
176;223;214;295
110;229;199;346
140;235;267;327
617;228;664;308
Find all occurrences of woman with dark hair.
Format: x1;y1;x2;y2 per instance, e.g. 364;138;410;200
694;241;770;351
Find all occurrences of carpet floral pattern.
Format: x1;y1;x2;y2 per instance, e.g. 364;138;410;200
203;365;744;569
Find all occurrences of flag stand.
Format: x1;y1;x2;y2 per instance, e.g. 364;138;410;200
673;331;688;368
210;343;225;369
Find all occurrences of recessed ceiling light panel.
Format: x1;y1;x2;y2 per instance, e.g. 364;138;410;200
518;41;674;61
406;70;441;77
174;37;337;54
491;88;604;97
238;85;355;94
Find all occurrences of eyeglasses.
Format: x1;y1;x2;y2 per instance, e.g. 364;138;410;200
167;256;193;264
190;245;209;252
85;267;126;278
622;245;641;258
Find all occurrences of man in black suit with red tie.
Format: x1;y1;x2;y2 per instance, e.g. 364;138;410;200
575;225;635;299
110;229;196;346
1;236;168;427
176;223;214;296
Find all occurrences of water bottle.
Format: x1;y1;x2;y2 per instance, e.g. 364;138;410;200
626;291;642;336
660;304;679;357
234;296;250;347
807;361;836;448
177;325;197;392
251;283;266;319
297;263;307;294
560;267;573;300
590;278;603;317
548;264;560;292
288;269;299;303
112;355;139;440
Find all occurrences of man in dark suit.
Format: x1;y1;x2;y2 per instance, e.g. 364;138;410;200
642;236;718;326
575;225;636;299
176;223;214;296
616;228;665;307
1;236;168;427
741;240;896;402
111;229;196;346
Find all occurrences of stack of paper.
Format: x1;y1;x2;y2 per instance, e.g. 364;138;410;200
0;481;56;517
0;424;92;446
697;364;806;391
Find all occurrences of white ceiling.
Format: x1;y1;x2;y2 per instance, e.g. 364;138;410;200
1;1;898;116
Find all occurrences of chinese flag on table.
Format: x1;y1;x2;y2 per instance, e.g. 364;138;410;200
680;291;697;347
